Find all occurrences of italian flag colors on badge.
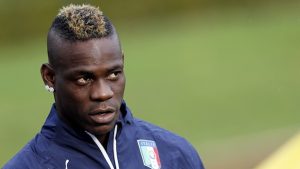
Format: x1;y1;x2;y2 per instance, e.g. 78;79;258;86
137;139;161;169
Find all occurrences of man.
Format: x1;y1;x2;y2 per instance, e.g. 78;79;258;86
3;4;205;169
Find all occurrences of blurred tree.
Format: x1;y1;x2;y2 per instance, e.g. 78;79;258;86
0;0;296;44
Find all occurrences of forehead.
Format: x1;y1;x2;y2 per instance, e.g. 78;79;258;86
54;36;122;71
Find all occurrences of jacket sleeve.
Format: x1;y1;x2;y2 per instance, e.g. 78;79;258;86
183;140;205;169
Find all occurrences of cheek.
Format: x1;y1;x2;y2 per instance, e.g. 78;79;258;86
56;88;90;120
56;84;89;107
68;90;91;109
114;77;126;97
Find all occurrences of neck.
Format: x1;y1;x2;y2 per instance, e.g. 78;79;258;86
98;134;109;149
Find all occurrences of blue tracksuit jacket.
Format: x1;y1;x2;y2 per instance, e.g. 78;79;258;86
3;102;205;169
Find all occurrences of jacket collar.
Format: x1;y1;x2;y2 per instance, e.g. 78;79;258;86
41;101;134;143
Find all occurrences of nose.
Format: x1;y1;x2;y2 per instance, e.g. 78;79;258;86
90;79;114;101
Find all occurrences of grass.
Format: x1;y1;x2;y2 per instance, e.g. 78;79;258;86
1;4;300;168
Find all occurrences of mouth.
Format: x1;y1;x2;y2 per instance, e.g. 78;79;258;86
89;107;116;124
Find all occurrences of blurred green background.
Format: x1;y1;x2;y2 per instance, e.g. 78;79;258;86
1;1;300;168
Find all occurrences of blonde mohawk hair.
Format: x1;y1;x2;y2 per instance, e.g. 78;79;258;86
51;4;113;41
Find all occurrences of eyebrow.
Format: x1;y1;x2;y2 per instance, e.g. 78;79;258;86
106;64;124;72
65;62;124;75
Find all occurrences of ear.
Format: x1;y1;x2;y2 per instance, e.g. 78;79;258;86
41;63;55;88
122;52;125;62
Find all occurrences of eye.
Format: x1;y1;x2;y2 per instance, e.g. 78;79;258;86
107;71;121;80
76;77;92;85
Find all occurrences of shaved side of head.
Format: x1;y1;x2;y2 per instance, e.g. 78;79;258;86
47;4;117;69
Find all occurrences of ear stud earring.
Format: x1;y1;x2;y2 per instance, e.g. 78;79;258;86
45;85;54;93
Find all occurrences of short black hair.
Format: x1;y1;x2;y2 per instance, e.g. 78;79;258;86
50;4;113;41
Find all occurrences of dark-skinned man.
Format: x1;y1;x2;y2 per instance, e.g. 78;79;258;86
3;4;205;169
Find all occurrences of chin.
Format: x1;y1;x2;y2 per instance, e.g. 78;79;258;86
91;125;115;136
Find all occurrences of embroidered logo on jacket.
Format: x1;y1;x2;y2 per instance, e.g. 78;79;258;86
137;139;161;169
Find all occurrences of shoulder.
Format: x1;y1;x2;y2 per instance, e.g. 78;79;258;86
134;118;191;146
2;134;51;169
134;118;188;145
132;118;205;169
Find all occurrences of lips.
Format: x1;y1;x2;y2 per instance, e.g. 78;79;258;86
89;107;116;124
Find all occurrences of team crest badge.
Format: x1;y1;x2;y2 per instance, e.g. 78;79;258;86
137;139;161;169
